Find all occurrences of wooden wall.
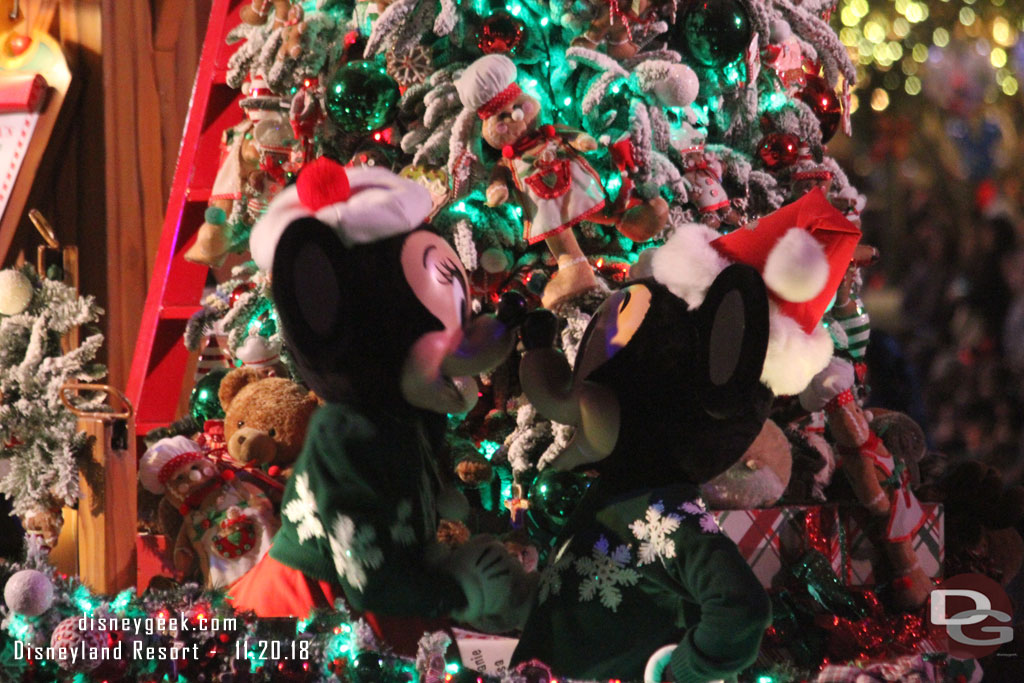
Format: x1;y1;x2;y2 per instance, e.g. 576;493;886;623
101;0;211;389
3;0;210;391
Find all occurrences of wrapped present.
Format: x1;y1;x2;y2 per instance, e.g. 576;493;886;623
712;505;842;589
136;533;174;592
712;503;943;589
839;503;943;586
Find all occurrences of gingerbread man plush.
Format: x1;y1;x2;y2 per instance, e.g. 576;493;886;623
453;55;666;307
139;436;279;589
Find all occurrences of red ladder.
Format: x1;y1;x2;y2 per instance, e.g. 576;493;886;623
126;0;247;442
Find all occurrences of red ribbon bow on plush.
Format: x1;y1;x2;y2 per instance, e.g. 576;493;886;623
501;124;557;159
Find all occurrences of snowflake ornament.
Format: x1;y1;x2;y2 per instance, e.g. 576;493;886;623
678;499;720;535
389;499;416;546
328;515;384;591
538;540;575;604
386;46;433;88
574;535;639;611
283;473;326;543
629;502;681;565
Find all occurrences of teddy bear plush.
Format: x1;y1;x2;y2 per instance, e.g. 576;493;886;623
920;461;1024;586
139;436;279;589
229;157;534;655
512;263;774;682
217;367;319;479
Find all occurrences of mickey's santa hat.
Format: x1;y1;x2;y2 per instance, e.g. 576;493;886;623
139;435;208;495
249;156;432;271
639;188;861;395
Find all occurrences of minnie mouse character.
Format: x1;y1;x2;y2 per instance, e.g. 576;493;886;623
230;158;533;651
511;264;774;682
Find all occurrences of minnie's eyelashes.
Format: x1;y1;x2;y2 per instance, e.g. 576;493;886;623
435;257;462;285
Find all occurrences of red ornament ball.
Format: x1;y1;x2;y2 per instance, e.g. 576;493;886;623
6;33;31;56
229;282;256;307
758;132;801;169
478;12;526;54
50;617;105;671
798;75;841;143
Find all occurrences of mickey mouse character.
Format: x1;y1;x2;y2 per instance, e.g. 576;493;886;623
511;264;774;682
230;158;533;652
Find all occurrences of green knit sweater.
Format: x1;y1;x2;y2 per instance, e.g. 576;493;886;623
269;402;466;618
512;483;770;683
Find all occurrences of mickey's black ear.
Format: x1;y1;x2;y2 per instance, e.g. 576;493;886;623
695;263;770;418
271;217;351;399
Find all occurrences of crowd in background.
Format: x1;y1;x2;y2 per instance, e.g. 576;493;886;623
868;196;1024;486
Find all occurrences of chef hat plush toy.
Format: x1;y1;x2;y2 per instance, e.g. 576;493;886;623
139;435;210;497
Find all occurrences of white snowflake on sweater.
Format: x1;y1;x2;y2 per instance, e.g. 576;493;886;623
629;502;681;565
538;540;575;604
679;500;721;535
328;515;384;591
283;473;325;543
574;535;639;611
389;499;415;546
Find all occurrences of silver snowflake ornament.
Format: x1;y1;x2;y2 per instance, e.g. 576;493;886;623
630;502;681;565
574;535;639;611
328;514;384;591
282;473;325;543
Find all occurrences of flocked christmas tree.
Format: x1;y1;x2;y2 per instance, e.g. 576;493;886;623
0;266;105;550
0;0;982;681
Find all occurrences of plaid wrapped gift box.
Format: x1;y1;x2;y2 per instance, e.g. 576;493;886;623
711;506;842;589
839;503;944;586
711;503;944;589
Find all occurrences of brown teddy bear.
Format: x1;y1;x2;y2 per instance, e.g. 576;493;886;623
217;368;319;480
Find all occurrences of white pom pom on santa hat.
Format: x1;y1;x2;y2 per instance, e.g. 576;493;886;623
763;227;830;303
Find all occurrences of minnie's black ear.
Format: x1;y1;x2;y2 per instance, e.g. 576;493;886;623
695;263;770;418
271;217;352;400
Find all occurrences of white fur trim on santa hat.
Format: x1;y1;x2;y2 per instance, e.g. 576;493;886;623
250;166;432;272
763;227;829;303
139;435;205;495
647;223;729;309
762;303;834;396
455;54;517;111
647;223;834;396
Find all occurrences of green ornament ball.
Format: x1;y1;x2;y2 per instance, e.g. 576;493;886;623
352;652;384;683
325;61;400;133
189;367;228;422
527;468;591;531
678;0;751;69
